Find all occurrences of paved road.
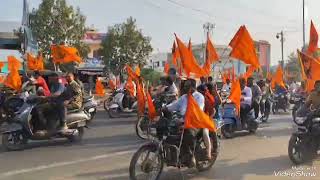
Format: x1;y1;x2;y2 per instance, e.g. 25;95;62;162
0;111;319;180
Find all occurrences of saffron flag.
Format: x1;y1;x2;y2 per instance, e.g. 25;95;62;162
307;20;318;55
298;50;320;80
95;79;105;97
206;34;219;64
229;26;260;69
4;56;22;91
146;90;157;120
297;50;309;80
229;25;245;48
0;62;4;72
108;79;116;90
135;66;141;77
126;65;140;81
306;79;315;93
136;81;145;116
184;93;216;132
164;62;170;75
271;65;286;89
228;79;241;115
175;34;206;77
172;41;180;66
51;45;82;64
125;78;135;97
27;53;44;71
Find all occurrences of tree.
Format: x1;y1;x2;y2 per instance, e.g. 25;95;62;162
141;68;162;86
30;0;89;68
100;17;153;75
285;52;301;81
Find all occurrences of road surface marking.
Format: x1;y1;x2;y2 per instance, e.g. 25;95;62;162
0;150;134;178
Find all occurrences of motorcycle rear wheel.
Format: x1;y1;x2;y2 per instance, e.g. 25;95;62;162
196;133;220;172
108;107;121;118
129;145;163;180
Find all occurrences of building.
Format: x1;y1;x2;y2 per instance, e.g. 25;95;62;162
82;29;106;59
146;52;169;72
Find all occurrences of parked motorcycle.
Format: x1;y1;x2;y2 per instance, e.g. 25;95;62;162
0;96;90;151
83;96;98;121
220;102;259;138
288;105;320;165
104;89;138;118
272;92;289;114
129;111;222;179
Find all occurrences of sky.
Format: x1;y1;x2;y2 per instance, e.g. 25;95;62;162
0;0;320;65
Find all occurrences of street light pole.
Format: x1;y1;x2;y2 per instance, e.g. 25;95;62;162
303;0;306;46
277;31;284;68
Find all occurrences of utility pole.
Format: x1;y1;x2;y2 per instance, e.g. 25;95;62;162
303;0;306;46
276;31;285;68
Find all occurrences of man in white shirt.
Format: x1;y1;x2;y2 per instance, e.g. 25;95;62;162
240;78;252;128
165;78;205;167
222;79;232;92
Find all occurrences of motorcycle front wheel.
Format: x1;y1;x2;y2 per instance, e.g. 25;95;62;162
108;107;121;118
221;124;235;139
2;131;27;151
129;145;163;180
288;134;315;165
135;116;151;140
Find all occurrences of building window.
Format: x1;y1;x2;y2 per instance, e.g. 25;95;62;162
154;62;160;67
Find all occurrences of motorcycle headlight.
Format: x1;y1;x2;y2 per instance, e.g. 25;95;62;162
281;95;284;98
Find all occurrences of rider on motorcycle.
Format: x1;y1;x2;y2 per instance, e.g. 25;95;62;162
247;77;262;119
52;72;83;130
164;78;207;167
305;80;320;108
240;78;253;128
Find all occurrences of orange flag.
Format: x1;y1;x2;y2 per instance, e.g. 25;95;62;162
228;79;241;115
126;65;140;81
172;41;180;66
243;66;255;80
135;66;141;77
125;78;136;97
229;26;260;69
164;62;170;74
108;79;116;90
184;93;216;132
206;34;219;64
27;53;44;71
306;79;315;93
205;89;215;107
146;90;157;120
136;81;145;116
51;45;82;64
229;25;245;48
175;34;206;77
297;50;308;80
4;56;22;91
0;62;4;72
307;20;318;55
0;75;5;83
202;58;212;76
298;50;320;80
95;79;105;97
271;65;286;89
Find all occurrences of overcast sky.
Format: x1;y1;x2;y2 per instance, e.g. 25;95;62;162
0;0;319;65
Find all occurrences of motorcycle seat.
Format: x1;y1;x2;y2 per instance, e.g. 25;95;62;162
66;111;89;122
67;108;82;114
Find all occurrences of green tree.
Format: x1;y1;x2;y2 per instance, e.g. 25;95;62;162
285;52;301;81
141;68;162;86
100;17;153;75
30;0;89;67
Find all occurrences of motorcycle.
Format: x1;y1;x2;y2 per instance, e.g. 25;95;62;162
220;102;259;139
290;94;306;120
104;89;138;118
83;96;98;121
272;92;289;114
260;96;272;123
135;94;176;140
288;105;320;164
0;96;90;151
129;111;222;180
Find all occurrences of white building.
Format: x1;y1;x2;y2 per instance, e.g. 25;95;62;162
146;52;169;72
